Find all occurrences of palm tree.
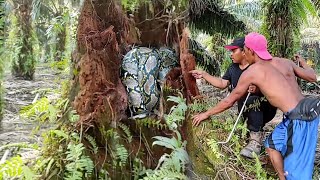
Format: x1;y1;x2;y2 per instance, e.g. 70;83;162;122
9;0;35;80
262;0;317;58
32;0;71;61
67;0;254;178
0;0;5;118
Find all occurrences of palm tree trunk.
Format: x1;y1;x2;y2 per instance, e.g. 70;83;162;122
54;22;66;61
11;0;35;80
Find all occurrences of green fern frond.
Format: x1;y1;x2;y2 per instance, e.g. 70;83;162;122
0;156;23;179
143;168;187;180
164;95;187;130
118;123;133;143
115;144;128;167
137;118;168;130
64;143;94;179
20;97;50;121
84;134;98;154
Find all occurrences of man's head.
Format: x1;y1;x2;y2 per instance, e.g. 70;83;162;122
244;32;272;64
224;37;246;64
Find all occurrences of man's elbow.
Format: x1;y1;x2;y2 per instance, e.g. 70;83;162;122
218;81;228;89
217;85;227;90
222;98;234;109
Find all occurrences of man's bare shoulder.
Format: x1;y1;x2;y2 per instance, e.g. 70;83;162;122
249;62;265;70
243;63;264;76
273;57;292;63
273;57;295;67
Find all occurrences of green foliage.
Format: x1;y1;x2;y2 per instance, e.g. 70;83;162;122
143;131;188;179
32;0;77;63
118;123;133;143
20;97;50;121
132;158;147;180
65;143;94;180
143;169;187;180
6;0;36;80
140;94;189;179
38;128;95;179
226;1;263;32
114;144;129;167
189;38;221;76
261;0;317;57
20;84;74;124
190;97;217;113
121;0;145;11
189;0;247;37
0;155;37;180
164;94;187;130
50;59;69;72
136;118;168;130
121;0;188;13
190;97;277;179
84;134;98;154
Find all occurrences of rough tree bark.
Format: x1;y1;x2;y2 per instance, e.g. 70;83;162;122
71;0;202;178
73;0;128;131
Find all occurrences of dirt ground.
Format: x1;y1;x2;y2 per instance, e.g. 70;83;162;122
0;64;64;159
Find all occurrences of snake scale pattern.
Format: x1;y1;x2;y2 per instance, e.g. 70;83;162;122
121;47;178;118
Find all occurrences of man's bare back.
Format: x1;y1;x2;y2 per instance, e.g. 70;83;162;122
269;57;301;91
269;57;316;91
242;61;304;113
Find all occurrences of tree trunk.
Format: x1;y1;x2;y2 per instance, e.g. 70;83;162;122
54;24;66;61
11;0;35;80
0;0;4;43
70;0;202;178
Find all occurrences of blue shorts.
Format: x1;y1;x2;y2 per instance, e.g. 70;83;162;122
264;117;320;180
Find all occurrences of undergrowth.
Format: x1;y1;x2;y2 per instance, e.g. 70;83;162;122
0;85;190;180
190;97;277;179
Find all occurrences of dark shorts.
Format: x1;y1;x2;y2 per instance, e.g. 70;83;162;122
238;95;277;132
264;117;319;179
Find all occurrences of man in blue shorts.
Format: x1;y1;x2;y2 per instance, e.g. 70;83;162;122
192;32;319;179
190;37;277;158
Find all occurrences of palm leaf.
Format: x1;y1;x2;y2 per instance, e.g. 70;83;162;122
226;1;263;31
188;38;220;76
189;0;247;37
31;0;55;20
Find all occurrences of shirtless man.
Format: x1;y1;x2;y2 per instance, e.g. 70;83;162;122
190;37;277;158
192;32;320;179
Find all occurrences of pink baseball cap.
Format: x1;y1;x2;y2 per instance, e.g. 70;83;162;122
245;32;272;60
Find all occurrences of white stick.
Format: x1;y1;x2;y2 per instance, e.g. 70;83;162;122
32;93;40;104
0;150;10;164
217;92;251;144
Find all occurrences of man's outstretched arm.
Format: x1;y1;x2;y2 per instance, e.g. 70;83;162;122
192;70;253;126
189;70;230;89
292;55;317;82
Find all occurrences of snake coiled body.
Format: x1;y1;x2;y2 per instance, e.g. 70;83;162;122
121;47;178;118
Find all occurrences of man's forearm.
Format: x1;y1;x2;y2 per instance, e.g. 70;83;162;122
204;98;233;117
300;62;317;82
203;73;227;89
